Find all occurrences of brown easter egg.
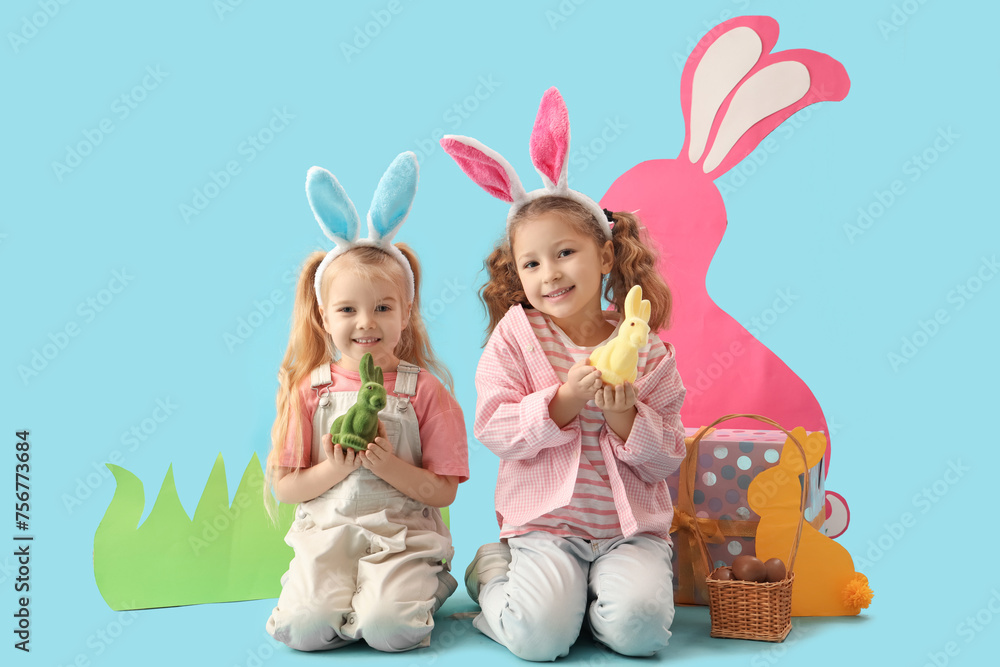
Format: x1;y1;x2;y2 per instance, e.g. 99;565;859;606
764;558;787;582
731;555;767;582
713;567;734;580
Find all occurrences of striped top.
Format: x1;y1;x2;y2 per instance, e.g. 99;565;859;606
500;310;662;540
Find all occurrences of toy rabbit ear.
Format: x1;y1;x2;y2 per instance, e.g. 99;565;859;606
358;353;371;383
375;366;383;386
639;299;651;324
440;135;527;204
623;285;642;318
368;152;418;244
306;166;361;246
529;87;570;189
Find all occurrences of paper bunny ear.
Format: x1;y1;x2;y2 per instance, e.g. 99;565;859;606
306;166;361;246
440;136;526;203
530;87;570;188
368;151;418;244
679;15;850;180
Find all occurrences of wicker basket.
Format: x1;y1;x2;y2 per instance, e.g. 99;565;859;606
687;414;808;642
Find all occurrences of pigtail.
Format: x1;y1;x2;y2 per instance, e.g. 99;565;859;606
478;238;530;342
605;212;672;331
394;243;456;395
264;251;332;521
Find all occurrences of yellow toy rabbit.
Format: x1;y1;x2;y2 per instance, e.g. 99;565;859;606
589;285;651;386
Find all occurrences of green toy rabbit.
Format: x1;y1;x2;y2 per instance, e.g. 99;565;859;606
329;353;387;451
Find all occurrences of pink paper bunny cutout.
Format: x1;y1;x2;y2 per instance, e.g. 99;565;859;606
599;16;851;535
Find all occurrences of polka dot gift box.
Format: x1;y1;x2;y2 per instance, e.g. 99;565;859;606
668;428;826;605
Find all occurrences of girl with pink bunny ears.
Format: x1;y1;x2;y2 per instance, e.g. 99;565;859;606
440;88;686;660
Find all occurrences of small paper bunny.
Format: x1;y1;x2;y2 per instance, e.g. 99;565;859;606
589;285;651;386
749;427;872;616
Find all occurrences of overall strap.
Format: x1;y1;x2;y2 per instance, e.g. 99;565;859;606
310;364;333;406
392;361;420;412
310;363;333;388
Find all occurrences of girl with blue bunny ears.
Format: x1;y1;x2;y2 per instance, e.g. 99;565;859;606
264;152;469;653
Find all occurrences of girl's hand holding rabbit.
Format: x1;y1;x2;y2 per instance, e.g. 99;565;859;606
565;359;603;401
320;418;388;482
273;428;375;504
549;359;603;428
595;382;638;441
320;433;363;480
358;421;398;477
553;361;638;441
308;417;400;495
595;381;637;414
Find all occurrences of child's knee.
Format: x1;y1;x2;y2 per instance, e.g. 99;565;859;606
589;588;675;656
481;593;581;661
359;604;434;652
503;626;577;662
266;610;348;652
594;615;672;657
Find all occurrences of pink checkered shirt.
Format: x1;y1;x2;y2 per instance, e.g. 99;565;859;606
474;305;687;540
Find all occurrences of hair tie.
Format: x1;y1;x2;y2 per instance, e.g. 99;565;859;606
439;87;613;240
306;152;418;307
602;208;614;222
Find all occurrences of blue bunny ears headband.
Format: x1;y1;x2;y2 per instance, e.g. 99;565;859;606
307;152;418;308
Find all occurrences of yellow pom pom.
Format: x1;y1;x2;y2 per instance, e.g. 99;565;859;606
842;573;874;610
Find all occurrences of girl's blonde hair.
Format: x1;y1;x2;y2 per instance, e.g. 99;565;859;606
264;243;452;517
479;195;672;341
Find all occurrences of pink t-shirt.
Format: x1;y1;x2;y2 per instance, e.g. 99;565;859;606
278;363;470;483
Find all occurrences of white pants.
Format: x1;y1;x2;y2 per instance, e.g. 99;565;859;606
474;532;675;661
266;484;456;652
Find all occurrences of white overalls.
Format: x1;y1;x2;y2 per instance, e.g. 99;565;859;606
266;362;457;652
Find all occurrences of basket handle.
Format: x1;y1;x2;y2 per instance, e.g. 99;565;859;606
685;414;809;576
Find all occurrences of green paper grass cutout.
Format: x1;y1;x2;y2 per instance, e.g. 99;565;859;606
94;453;296;610
94;453;452;611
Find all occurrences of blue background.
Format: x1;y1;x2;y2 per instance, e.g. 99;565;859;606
3;0;998;665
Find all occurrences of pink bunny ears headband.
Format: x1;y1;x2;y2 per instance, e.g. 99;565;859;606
307;152;418;308
440;87;612;240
